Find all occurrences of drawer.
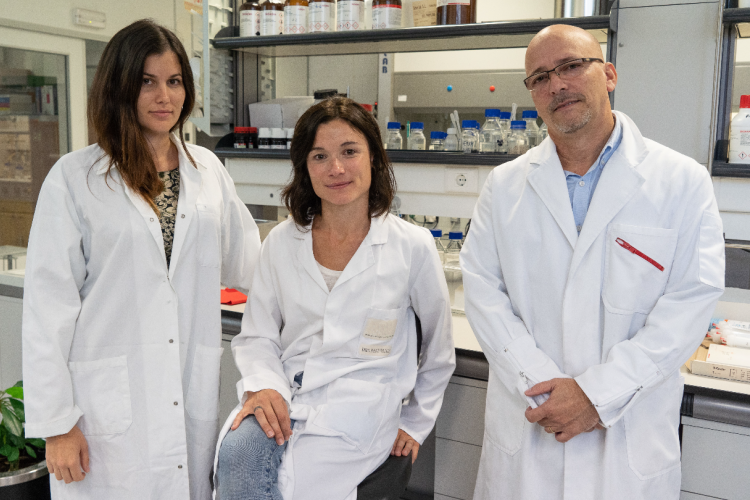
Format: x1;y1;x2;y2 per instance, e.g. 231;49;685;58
435;438;482;500
436;381;487;446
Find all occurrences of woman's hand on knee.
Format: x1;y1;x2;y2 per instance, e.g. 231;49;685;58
390;429;419;464
232;389;292;445
46;425;90;484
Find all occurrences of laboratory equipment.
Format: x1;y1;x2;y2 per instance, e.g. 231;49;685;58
261;0;284;36
522;110;540;148
431;229;446;265
730;95;750;164
372;0;402;29
408;122;427;150
507;121;530;155
258;127;272;149
437;0;476;25
284;0;308;34
308;0;334;32
480;109;502;153
430;131;447;151
444;232;463;281
461;120;480;153
239;1;261;36
385;122;403;150
445;128;460;151
337;0;365;31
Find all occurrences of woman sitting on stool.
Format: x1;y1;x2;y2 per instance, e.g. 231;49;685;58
215;97;456;500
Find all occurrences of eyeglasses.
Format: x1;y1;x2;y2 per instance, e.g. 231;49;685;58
523;58;604;92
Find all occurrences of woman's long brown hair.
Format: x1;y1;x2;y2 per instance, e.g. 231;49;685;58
88;19;196;209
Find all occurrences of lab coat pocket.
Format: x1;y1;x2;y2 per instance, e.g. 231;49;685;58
484;370;526;456
358;307;404;358
197;203;221;268
624;375;682;479
603;224;678;315
68;355;132;436
186;344;225;421
313;378;391;454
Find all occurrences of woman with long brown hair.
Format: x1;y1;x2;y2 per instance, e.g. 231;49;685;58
213;98;455;499
21;19;260;499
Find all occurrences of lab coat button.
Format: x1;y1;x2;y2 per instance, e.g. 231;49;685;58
576;225;582;232
181;214;185;219
169;339;174;343
178;465;183;469
150;218;154;222
174;401;178;406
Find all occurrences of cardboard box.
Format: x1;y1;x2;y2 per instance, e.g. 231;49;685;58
686;340;750;383
248;97;315;129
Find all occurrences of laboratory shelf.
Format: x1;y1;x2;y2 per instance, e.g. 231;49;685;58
211;16;610;57
711;161;750;178
214;147;520;166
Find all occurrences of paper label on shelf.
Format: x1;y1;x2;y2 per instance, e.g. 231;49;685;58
412;0;437;26
261;10;284;36
372;5;402;29
284;5;308;34
337;1;364;31
437;0;470;6
240;10;261;37
309;2;333;32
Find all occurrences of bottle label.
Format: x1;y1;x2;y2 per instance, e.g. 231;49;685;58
437;0;471;6
372;5;402;29
309;2;333;32
261;10;284;36
337;1;364;31
729;127;750;164
240;10;261;37
284;5;308;34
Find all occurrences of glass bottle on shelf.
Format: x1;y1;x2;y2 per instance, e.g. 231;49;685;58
261;0;284;36
337;0;365;31
284;0;309;34
522;110;540;148
431;229;446;265
437;0;476;26
430;131;446;151
385;122;403;150
444;232;463;282
507;121;529;155
445;127;460;151
408;122;426;150
372;0;402;29
239;1;262;36
308;0;335;32
461;120;479;153
480;109;501;153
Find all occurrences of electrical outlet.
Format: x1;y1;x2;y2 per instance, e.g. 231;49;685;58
444;167;478;193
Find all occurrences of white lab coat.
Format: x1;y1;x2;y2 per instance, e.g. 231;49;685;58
22;138;261;500
214;214;456;500
461;111;725;500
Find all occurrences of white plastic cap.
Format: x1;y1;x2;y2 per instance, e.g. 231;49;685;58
271;128;285;138
258;127;271;137
447;128;457;135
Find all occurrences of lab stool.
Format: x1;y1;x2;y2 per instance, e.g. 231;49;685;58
357;453;412;500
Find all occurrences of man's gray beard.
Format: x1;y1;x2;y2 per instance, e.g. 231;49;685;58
550;107;593;134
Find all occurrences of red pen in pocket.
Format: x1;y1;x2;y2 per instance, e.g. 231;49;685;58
615;238;664;272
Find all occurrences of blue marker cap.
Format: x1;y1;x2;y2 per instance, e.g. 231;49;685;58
449;231;463;240
387;122;401;130
522;110;538;119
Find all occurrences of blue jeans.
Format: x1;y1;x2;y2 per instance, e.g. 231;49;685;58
217;415;288;500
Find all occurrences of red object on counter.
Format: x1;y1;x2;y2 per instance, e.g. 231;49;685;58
221;288;248;305
490;85;496;92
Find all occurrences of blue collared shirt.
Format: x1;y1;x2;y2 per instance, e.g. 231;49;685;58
563;115;623;233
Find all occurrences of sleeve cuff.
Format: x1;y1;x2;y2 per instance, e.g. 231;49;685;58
24;406;83;439
237;375;292;406
505;335;570;407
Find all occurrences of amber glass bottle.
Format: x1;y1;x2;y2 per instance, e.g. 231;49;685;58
284;0;308;34
436;0;476;26
239;1;261;37
261;0;284;36
372;0;402;29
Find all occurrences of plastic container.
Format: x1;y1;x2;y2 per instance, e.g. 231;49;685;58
372;0;402;29
337;0;365;31
461;120;480;153
730;95;750;164
308;0;334;32
480;109;502;153
522;110;540;148
437;0;476;25
431;229;446;265
239;1;262;37
444;231;463;281
284;0;308;34
408;122;427;150
233;126;258;148
445;128;460;151
261;0;285;36
271;128;287;149
507;121;529;155
385;122;403;150
258;127;272;149
430;131;447;151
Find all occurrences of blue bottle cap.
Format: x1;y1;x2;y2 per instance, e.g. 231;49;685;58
449;231;463;240
430;131;445;140
485;109;501;118
499;112;511;119
522;110;538;119
470;120;481;129
510;120;527;129
387;122;401;130
411;122;424;130
461;120;473;128
430;229;443;238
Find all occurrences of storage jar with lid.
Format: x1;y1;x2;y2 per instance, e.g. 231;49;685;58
271;128;287;149
308;0;334;32
372;0;402;29
258;127;272;149
284;0;308;34
337;0;365;31
437;0;476;26
239;1;262;36
261;0;284;36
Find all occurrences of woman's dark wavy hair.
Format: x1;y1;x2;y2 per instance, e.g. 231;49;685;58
88;19;196;210
282;97;396;227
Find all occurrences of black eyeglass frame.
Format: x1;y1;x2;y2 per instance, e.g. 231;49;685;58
523;58;605;91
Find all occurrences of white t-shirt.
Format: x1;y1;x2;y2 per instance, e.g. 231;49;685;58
316;261;343;291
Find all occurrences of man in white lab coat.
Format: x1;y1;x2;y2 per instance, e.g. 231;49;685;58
461;25;726;499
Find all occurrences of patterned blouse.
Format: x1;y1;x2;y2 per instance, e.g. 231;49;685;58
154;168;180;268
